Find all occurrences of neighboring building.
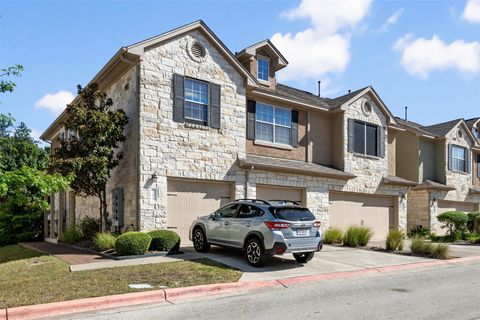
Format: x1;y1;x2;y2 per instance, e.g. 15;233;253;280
395;118;480;234
42;20;475;243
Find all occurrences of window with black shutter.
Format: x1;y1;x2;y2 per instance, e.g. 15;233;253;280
352;120;380;157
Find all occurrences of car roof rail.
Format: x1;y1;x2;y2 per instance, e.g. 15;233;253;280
268;200;301;206
234;199;270;205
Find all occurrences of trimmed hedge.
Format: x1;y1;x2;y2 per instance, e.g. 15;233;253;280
437;211;468;236
115;232;152;256
148;230;181;252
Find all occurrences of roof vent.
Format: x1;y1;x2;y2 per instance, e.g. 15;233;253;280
191;42;205;58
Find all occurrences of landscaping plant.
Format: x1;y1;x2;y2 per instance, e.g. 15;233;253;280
94;232;117;251
410;237;449;259
386;229;405;251
323;228;343;244
79;216;100;240
437;211;468;237
467;212;480;232
343;226;373;247
115;232;152;256
59;226;84;244
148;229;181;252
409;225;430;238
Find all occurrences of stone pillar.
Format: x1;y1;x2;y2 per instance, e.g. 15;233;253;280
49;193;56;238
397;195;407;231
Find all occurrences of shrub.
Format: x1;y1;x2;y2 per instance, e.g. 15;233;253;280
437;211;468;236
475;215;480;233
79;216;100;239
323;228;343;244
386;229;405;251
148;230;181;252
343;226;373;247
59;227;84;244
94;233;117;251
409;225;430;238
410;237;449;259
468;212;480;232
115;232;152;256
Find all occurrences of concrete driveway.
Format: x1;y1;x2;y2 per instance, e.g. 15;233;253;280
180;245;428;282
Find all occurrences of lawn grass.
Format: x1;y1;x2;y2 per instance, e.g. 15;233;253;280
0;245;242;308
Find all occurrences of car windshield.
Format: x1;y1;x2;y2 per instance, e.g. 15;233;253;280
270;208;315;222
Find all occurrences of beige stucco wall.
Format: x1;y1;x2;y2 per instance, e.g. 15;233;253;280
310;111;333;166
419;138;435;181
396;130;420;183
388;129;397;176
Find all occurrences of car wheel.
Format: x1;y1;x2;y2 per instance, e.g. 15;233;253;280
293;252;315;263
245;238;266;267
192;228;210;253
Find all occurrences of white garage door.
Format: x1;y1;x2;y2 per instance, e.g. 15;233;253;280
167;179;233;243
329;192;395;241
256;185;304;205
435;201;477;235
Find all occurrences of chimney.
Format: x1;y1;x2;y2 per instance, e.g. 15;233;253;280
317;81;321;97
404;106;408;121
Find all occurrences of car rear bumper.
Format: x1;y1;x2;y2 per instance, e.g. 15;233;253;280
266;237;322;255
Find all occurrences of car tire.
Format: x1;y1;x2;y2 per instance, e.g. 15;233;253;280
293;252;315;263
245;237;266;267
192;228;210;253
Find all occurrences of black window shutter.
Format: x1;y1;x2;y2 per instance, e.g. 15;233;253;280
209;83;221;129
291;110;299;147
466;148;471;174
173;74;185;123
378;125;385;158
448;144;453;171
348;118;355;153
247;100;256;140
477;154;480;178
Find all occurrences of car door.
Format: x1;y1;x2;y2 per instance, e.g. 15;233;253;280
228;204;263;247
207;203;239;245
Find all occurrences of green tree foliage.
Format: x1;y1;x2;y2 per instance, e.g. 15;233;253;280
50;84;128;232
0;64;23;95
0;167;72;246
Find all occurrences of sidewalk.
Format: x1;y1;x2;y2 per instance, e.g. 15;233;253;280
19;242;109;265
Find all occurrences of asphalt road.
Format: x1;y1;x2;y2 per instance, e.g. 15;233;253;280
55;260;480;320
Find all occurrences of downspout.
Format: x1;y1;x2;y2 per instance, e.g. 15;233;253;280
135;61;142;231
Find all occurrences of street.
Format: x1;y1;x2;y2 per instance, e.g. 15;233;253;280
55;259;480;320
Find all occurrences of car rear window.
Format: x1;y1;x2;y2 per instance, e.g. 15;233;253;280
270;208;315;221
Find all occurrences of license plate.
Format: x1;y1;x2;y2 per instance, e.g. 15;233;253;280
295;229;310;237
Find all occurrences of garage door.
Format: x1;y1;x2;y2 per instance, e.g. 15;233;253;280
329;193;395;241
167;179;233;243
435;201;477;235
256;185;304;205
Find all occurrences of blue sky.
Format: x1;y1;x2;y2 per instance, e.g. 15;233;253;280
1;0;479;140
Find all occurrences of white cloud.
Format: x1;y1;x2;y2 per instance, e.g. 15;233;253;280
378;9;404;33
272;0;372;83
462;0;480;23
35;91;75;115
393;34;480;78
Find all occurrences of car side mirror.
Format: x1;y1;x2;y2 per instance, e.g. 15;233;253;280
210;214;217;221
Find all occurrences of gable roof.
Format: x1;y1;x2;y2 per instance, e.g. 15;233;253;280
235;39;288;71
422;118;463;136
466;117;480;128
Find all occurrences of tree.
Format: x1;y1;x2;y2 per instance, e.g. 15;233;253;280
0;64;24;94
50;84;128;232
0;166;72;246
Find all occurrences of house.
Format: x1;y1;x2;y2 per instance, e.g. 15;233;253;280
394;117;480;234
41;20;418;242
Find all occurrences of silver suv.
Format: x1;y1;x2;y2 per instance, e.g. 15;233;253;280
189;199;323;267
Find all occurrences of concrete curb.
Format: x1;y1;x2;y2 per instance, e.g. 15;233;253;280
5;254;480;319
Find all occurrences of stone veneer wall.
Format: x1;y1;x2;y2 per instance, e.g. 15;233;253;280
137;31;247;230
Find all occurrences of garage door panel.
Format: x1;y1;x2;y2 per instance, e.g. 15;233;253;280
167;179;232;243
329;193;394;241
256;185;304;205
435;201;477;235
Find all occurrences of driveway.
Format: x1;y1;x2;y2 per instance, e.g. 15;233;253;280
180;245;428;282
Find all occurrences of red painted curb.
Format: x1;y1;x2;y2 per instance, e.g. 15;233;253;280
0;308;6;320
165;280;281;301
278;268;378;286
6;289;166;320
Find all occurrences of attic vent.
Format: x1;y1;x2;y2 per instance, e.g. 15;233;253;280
362;101;372;116
191;42;205;59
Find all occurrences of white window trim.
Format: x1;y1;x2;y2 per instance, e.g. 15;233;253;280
184;78;209;123
255;103;292;146
257;56;270;82
451;145;466;173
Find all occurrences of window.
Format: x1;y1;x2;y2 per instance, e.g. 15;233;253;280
257;58;269;81
270;208;315;222
255;103;291;145
451;145;466;172
354;121;378;156
184;78;208;123
236;205;263;219
474;128;479;140
68;129;75;141
215;204;239;218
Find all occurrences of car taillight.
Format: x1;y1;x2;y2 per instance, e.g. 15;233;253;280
313;221;322;228
265;221;291;230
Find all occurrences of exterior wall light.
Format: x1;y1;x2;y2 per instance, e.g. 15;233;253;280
151;173;158;183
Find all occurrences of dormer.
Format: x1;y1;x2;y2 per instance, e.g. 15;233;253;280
236;40;288;90
466;117;480;144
